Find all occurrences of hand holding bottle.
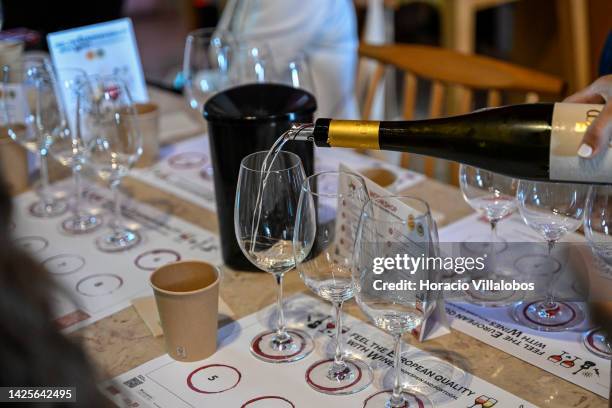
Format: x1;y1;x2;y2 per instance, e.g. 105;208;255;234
565;74;612;158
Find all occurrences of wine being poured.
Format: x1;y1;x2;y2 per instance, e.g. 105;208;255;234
287;102;608;184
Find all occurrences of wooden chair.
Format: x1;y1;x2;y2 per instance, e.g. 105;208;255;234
359;42;564;185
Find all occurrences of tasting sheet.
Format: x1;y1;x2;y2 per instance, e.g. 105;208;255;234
101;294;536;407
10;181;222;333
130;135;426;212
440;213;611;398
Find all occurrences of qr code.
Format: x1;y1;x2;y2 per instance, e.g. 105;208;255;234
123;376;144;388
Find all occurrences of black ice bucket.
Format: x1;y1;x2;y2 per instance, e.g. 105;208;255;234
203;83;316;271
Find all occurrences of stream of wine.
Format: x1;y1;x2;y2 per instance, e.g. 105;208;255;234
248;124;313;255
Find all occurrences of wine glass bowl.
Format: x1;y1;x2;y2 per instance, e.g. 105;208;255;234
229;42;275;86
294;171;372;395
235;150;313;363
182;28;233;123
460;165;517;222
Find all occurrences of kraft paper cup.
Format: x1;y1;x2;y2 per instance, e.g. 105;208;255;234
151;260;219;362
359;167;397;189
0;125;28;194
133;102;160;168
0;40;24;68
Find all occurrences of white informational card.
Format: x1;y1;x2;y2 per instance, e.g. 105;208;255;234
131;135;426;213
47;18;148;107
439;213;610;398
100;294;536;407
11;180;221;333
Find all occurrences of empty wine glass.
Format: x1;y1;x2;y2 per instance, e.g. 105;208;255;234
229;42;275;86
235;150;314;363
513;180;588;331
47;68;102;234
459;164;520;306
582;185;612;359
294;171;373;394
2;59;68;217
183;28;233;122
354;196;439;407
277;53;315;94
80;76;143;252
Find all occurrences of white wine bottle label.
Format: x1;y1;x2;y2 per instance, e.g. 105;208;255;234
549;102;608;182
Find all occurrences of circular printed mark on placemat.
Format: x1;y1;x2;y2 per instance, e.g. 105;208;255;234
76;274;123;297
521;300;578;327
134;249;181;271
43;254;86;276
241;396;294;408
187;364;241;394
168;152;207;170
14;236;49;253
363;390;427;408
584;328;612;359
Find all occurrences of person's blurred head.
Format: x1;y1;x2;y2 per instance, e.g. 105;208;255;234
0;176;104;407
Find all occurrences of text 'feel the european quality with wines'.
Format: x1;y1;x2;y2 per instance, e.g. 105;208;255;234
291;102;607;184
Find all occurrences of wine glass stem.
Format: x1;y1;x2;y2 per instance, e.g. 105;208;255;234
110;179;123;233
72;165;82;217
544;240;557;306
331;300;347;372
39;149;53;208
274;272;289;342
488;220;499;279
390;333;404;407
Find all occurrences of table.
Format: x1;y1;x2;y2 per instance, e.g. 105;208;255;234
69;89;607;407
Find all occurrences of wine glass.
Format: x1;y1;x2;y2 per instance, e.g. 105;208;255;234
235;150;314;363
293;171;373;394
182;28;233;122
513;180;588;331
459;164;520;306
582;185;612;359
229;42;275;86
2;59;68;217
354;196;439;407
79;76;143;252
277;53;315;94
47;68;103;234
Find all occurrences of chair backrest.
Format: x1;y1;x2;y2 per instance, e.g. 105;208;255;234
358;43;565;184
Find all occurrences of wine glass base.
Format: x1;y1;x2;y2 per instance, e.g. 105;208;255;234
62;213;103;234
29;200;68;218
512;300;585;332
305;357;373;395
363;389;433;408
250;329;313;363
96;229;141;253
583;328;612;359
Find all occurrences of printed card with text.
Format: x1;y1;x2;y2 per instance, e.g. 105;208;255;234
48;17;148;121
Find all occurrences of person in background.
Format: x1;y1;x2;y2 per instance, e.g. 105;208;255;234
0;177;105;407
217;0;359;118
